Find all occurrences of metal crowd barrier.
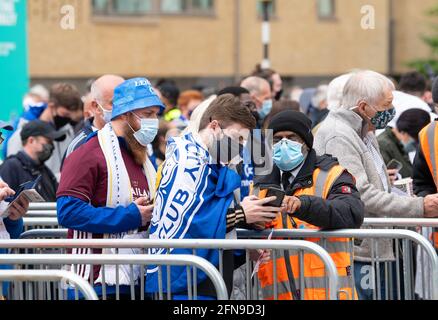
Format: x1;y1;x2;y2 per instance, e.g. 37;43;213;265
362;218;438;300
0;269;98;300
23;218;59;232
363;218;438;228
24;203;57;231
0;254;227;301
20;229;68;240
237;228;438;300
28;203;57;211
0;239;339;301
26;203;57;218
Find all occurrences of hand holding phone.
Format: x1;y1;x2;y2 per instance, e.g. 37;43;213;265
262;187;286;208
240;194;282;226
4;175;42;203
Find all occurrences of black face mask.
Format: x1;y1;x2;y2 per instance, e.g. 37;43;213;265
275;89;284;101
53;115;71;130
69;119;79;127
209;134;243;165
37;143;54;164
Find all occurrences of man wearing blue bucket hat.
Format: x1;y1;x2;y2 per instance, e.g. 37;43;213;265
57;77;164;299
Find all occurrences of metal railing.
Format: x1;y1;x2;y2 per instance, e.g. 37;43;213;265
19;229;68;240
363;218;438;228
0;269;98;300
0;254;228;301
23;217;60;231
237;228;438;300
28;203;57;211
0;239;339;300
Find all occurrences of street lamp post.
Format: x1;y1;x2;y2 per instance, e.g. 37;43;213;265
261;0;272;69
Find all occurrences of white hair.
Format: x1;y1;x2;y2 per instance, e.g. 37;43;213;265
341;70;395;110
29;84;49;101
90;74;125;105
240;76;270;96
90;80;104;105
327;73;353;110
311;84;329;109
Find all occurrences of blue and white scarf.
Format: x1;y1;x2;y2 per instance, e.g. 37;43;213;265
69;123;157;286
146;132;241;294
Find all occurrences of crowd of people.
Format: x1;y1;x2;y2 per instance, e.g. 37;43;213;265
0;66;438;301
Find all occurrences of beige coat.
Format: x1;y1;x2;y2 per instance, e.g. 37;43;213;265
314;108;424;262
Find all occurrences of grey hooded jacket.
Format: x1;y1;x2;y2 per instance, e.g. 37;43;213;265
314;108;424;262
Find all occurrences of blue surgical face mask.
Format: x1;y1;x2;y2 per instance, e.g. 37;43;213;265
273;139;306;172
403;138;417;154
258;99;273;120
369;106;396;130
97;103;112;124
129;113;159;147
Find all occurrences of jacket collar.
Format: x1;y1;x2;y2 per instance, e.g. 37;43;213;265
332;108;370;139
84;117;95;135
15;151;45;176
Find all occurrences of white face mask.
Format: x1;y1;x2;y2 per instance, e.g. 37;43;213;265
97;103;112;124
128;112;159;147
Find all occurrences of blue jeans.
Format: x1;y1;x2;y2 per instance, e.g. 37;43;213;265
354;261;404;300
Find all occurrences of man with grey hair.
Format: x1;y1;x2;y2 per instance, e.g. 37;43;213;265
327;73;353;110
63;75;125;162
241;76;272;124
314;70;438;300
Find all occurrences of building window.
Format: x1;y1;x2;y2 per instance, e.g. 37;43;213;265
317;0;335;19
92;0;154;15
257;0;276;18
92;0;214;16
161;0;214;14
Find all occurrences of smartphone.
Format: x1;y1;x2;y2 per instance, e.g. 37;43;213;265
5;175;42;203
263;187;285;208
387;159;403;171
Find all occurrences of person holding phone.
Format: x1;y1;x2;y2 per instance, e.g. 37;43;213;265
254;110;365;301
0;121;31;298
57;78;163;299
0;120;66;202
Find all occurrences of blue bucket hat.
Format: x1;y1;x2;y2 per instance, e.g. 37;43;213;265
112;77;165;120
0;121;13;131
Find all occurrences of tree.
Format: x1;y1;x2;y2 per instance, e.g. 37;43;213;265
408;4;438;78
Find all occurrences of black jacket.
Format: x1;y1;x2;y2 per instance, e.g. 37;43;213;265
0;151;58;201
413;143;436;197
254;150;364;230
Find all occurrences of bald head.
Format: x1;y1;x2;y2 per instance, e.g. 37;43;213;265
91;75;125;106
240;76;272;110
241;76;270;96
90;74;125;129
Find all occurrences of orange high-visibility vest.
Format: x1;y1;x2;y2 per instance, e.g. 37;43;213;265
419;121;438;249
258;165;356;300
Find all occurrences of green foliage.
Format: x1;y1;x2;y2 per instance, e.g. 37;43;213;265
408;4;438;76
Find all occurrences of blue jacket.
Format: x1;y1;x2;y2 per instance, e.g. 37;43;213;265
1;217;24;296
1;104;47;159
57;196;141;234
